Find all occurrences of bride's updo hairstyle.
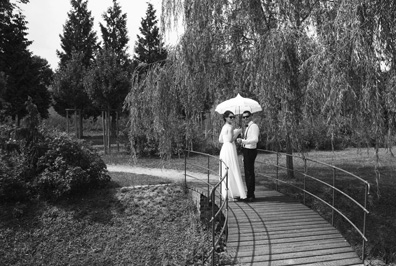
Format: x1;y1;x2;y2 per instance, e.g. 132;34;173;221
223;110;234;122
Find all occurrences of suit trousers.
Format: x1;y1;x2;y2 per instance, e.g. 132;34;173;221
243;148;257;198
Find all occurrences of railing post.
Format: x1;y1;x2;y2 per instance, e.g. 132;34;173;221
226;168;229;200
211;189;215;266
303;158;307;205
362;184;368;262
332;168;336;226
207;156;210;206
276;152;279;191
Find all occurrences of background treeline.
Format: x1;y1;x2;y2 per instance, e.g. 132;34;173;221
4;0;395;161
1;0;166;139
3;0;396;195
0;0;166;202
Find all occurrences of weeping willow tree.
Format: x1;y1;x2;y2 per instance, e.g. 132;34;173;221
158;0;324;178
126;0;396;192
306;0;396;197
124;48;214;160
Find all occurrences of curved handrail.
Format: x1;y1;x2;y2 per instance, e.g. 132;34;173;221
271;163;369;213
183;150;229;266
257;149;370;261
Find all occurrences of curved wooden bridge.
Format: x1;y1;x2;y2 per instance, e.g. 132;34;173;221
185;150;367;266
226;187;363;266
190;182;363;266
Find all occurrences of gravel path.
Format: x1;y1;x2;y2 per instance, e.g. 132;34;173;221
106;164;219;183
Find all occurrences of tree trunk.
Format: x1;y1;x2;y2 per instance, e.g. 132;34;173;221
111;111;117;138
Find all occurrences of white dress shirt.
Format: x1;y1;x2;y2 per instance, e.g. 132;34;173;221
241;121;259;149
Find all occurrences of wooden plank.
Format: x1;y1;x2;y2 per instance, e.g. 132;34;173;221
191;183;361;265
227;229;343;241
229;239;352;255
238;246;357;261
238;252;362;265
222;186;362;266
227;234;348;245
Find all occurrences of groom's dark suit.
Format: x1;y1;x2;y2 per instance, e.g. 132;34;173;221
240;120;259;201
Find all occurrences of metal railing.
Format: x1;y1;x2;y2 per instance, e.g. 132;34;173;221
183;150;229;266
257;149;370;261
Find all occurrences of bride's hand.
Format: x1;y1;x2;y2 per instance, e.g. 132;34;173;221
234;128;242;135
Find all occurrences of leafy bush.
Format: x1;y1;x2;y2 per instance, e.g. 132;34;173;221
0;114;110;202
35;131;110;199
0;141;30;201
0;124;32;201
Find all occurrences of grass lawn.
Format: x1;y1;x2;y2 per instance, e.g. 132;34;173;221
2;146;395;265
0;173;215;265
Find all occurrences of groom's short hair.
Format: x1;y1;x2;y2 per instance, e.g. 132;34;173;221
243;111;252;116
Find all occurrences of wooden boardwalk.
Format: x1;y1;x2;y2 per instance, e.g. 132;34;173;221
225;186;363;266
190;182;363;266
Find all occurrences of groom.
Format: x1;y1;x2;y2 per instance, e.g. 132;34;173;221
237;111;259;202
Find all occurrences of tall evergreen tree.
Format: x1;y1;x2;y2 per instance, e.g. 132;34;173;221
134;3;167;65
56;0;98;68
53;0;99;137
0;2;52;123
52;51;88;137
99;0;130;67
85;0;131;137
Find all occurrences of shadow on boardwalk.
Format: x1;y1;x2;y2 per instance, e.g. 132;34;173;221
225;186;363;266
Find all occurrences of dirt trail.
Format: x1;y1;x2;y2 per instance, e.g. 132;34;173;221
106;164;219;183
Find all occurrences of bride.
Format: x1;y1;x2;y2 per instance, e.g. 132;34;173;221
218;110;247;200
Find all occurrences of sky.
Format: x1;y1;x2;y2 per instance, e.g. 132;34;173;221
17;0;163;70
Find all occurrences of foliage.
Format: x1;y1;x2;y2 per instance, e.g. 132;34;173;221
84;49;130;112
56;0;98;68
53;0;99;137
0;123;30;202
35;131;110;199
0;99;110;202
0;72;8;119
134;2;167;65
126;61;181;159
99;0;130;67
84;0;131;116
0;4;52;123
52;52;92;116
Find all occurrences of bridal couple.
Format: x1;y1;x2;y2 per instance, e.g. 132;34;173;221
218;110;259;202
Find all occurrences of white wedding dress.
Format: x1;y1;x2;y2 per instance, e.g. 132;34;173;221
219;123;247;200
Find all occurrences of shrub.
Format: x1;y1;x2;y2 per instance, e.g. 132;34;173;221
0;144;30;202
0;123;32;201
0;122;110;201
35;131;111;199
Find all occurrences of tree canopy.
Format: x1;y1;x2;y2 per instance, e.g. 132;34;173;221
57;0;98;68
84;0;131;113
0;0;52;123
99;0;130;67
125;0;396;174
52;0;99;138
134;3;167;65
